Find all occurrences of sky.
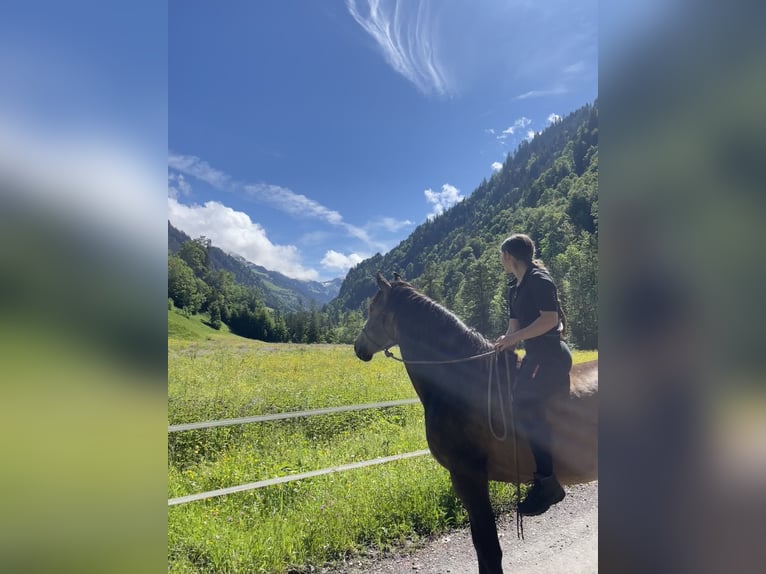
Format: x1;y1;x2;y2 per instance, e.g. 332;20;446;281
169;0;598;282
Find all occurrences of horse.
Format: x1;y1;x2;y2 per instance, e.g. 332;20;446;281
353;273;598;574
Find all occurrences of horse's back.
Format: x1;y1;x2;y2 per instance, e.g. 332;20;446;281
550;359;598;484
570;359;598;397
484;360;598;485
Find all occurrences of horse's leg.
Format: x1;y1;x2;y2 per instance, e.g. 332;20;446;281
450;470;503;574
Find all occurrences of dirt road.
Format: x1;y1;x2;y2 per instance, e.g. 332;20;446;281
326;481;597;574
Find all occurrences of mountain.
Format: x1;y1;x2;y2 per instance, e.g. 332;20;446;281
168;221;188;254
326;101;598;348
167;222;342;311
232;255;343;309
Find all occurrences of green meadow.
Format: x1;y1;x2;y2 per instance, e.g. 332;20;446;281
168;311;597;573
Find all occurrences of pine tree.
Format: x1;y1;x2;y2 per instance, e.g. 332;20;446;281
455;251;501;336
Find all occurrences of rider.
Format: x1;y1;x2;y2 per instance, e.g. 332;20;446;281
494;233;572;516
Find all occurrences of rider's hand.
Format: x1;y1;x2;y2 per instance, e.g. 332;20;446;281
494;332;520;352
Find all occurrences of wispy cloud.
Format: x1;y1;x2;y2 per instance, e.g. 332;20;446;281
491;161;503;172
514;86;567;100
168;197;319;281
244;183;344;225
346;0;452;96
168;153;231;189
424;183;463;220
366;216;414;233
167;172;192;199
169;152;383;251
564;60;585;74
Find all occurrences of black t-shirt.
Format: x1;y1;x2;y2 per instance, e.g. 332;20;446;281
507;266;562;351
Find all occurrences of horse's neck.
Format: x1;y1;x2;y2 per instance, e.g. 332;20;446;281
394;298;491;406
396;313;479;362
398;332;455;362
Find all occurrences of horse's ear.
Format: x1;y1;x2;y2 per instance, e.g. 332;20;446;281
393;272;402;282
375;271;391;292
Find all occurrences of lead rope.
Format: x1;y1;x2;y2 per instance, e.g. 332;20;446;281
384;344;525;539
487;353;508;441
488;352;524;540
384;347;497;365
504;352;525;540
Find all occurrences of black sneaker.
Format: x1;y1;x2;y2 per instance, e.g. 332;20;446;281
517;473;565;516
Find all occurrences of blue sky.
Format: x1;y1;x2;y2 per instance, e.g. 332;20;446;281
169;0;598;282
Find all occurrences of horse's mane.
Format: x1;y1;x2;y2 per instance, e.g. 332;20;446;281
389;280;492;354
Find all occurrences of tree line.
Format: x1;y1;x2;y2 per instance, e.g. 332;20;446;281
168;236;364;343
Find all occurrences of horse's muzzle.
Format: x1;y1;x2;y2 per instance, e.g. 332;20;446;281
353;341;373;362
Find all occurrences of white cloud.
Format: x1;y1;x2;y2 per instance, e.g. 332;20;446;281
168;197;320;281
491;161;503;172
321;250;367;272
346;0;452;96
526;130;536;141
497;117;532;140
485;128;496;135
424;183;464;220
547;112;562;124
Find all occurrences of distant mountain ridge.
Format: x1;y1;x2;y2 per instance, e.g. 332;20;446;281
167;222;342;311
231;254;343;309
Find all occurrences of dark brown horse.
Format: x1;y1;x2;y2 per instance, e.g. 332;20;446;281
354;273;598;574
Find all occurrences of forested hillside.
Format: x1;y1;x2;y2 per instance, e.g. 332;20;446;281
328;101;598;349
168;101;597;348
168;223;341;311
168;233;333;343
169;222;346;343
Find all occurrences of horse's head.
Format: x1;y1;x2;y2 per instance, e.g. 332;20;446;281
354;272;400;361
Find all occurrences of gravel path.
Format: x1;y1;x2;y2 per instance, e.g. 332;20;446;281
325;481;597;574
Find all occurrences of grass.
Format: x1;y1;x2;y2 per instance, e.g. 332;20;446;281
168;309;237;343
168;329;597;573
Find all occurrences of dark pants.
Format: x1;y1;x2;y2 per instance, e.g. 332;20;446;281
514;339;572;477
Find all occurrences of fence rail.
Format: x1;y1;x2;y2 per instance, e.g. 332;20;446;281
168;449;432;506
169;396;428;506
168;398;420;432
